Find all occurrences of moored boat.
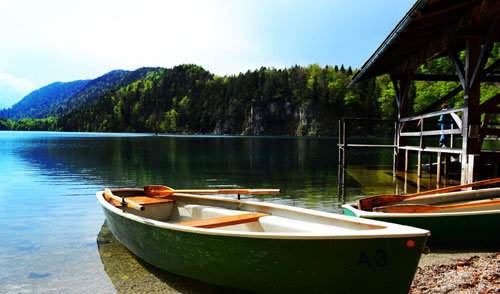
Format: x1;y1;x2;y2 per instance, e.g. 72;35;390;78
343;187;500;245
97;187;429;293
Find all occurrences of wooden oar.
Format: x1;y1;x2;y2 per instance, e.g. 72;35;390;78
357;177;500;211
374;198;500;213
144;185;281;197
104;188;145;211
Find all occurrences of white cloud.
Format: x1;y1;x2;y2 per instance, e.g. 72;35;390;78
0;72;39;108
0;72;37;93
0;0;263;77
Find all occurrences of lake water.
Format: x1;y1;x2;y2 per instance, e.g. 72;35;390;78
0;131;453;293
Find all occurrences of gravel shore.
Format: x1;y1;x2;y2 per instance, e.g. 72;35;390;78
411;246;500;293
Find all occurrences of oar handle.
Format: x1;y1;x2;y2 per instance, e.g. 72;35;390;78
375;199;500;213
104;188;145;211
175;189;281;195
408;177;500;197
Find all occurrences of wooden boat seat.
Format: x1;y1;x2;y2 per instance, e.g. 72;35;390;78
109;196;175;208
176;212;269;229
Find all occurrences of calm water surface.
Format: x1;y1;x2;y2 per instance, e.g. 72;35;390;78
0;131;445;293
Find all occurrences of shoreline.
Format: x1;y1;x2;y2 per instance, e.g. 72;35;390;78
412;245;500;293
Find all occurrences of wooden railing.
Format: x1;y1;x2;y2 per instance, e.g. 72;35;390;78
398;107;464;151
338;117;397;168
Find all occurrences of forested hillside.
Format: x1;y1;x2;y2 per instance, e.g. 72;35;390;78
1;50;500;136
55;64;375;135
0;80;89;120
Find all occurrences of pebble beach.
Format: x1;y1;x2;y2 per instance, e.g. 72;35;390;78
411;246;500;293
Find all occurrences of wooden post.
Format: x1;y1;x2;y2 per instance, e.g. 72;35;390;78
437;152;442;184
393;121;398;175
405;149;409;172
337;165;345;200
450;124;455;148
417;150;422;178
428;154;433;174
343;119;347;168
419;117;426;150
391;73;413;170
461;38;482;184
338;119;342;165
444;154;449;176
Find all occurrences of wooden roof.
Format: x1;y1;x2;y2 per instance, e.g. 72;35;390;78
349;0;500;87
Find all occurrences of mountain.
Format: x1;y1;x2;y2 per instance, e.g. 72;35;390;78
0;80;89;120
52;70;131;116
0;68;163;121
55;64;360;135
0;64;387;135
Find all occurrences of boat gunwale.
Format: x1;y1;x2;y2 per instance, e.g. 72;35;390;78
97;190;430;240
342;202;500;218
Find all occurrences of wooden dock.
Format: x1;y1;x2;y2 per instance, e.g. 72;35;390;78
338;114;500;185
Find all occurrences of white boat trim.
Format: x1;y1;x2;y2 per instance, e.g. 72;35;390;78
343;202;500;218
399;187;500;205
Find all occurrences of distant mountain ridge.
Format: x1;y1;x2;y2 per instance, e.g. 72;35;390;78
0;68;162;121
0;80;89;120
0;64;387;135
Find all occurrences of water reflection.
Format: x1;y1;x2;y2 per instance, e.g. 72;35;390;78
337;165;461;202
97;221;244;294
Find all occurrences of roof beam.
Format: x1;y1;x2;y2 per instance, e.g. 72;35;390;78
448;49;466;89
398;74;500;82
410;0;478;27
470;15;500;87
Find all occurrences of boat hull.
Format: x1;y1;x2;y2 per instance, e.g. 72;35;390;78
343;203;500;245
104;208;426;293
99;190;428;293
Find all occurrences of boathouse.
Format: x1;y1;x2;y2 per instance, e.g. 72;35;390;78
343;0;500;184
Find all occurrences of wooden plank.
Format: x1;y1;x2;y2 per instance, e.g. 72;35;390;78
400;129;462;137
400;107;465;122
337;144;396;148
400;145;460;152
342;117;396;122
176;212;269;229
110;196;175;208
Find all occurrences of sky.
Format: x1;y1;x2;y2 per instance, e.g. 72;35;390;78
0;0;416;109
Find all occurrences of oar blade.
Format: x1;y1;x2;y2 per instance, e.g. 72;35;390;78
373;204;437;213
357;194;406;211
144;185;175;197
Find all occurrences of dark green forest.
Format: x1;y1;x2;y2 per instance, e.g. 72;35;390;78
1;49;500;136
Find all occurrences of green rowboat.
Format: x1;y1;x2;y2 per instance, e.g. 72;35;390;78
343;187;500;245
98;188;429;293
